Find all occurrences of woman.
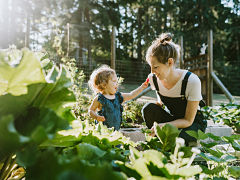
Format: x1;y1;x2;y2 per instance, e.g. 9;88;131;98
142;33;207;145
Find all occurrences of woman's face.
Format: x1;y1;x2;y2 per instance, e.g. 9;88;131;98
147;56;171;80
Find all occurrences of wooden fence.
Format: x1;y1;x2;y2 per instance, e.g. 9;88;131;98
183;54;209;104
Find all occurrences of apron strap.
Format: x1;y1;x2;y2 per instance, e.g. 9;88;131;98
181;71;192;98
152;74;159;91
152;74;161;98
181;71;206;107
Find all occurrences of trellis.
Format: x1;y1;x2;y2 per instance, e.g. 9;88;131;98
180;30;234;106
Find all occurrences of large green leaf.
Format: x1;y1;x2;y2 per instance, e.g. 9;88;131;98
0;83;45;117
186;130;208;140
130;158;151;177
115;161;142;179
200;165;225;175
228;166;240;178
147;163;174;179
169;165;202;177
77;143;106;161
16;144;40;167
0;115;29;160
40;135;81;148
32;65;75;118
154;123;180;151
0;51;75;120
26;150;126;180
0;49;46;96
142;150;166;168
14;107;69;136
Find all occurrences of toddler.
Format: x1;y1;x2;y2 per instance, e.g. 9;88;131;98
88;65;149;130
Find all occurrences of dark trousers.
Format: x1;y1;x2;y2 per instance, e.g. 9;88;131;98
141;103;207;145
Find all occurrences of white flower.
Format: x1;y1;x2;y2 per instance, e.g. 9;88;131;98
176;137;185;147
191;147;200;154
178;152;184;158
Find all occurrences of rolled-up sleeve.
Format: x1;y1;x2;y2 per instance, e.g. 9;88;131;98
186;74;202;101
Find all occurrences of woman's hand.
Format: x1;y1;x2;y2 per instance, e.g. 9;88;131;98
156;102;163;107
97;116;105;122
150;126;156;137
150;123;165;137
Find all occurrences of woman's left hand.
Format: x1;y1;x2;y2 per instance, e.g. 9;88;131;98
150;126;156;137
150;123;165;137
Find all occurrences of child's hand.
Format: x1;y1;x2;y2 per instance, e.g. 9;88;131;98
144;78;149;85
97;116;105;122
141;78;149;89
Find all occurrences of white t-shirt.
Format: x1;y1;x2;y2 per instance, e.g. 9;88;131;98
148;70;202;101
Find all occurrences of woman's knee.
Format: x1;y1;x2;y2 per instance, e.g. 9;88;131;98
141;103;158;128
142;103;158;115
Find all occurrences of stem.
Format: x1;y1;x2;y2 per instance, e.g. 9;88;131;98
186;153;196;168
173;143;179;159
0;154;16;180
4;158;17;180
0;156;11;180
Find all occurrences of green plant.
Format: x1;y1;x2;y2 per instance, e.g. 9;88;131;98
140;123;181;153
23;121;135;179
61;57;92;121
0;48;76;179
122;101;145;128
186;130;240;179
116;129;202;179
202;103;240;133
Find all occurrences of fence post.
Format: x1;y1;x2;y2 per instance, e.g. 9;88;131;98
111;26;116;69
180;36;184;68
67;23;70;57
207;30;213;106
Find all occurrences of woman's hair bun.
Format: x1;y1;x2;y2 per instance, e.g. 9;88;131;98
159;33;172;44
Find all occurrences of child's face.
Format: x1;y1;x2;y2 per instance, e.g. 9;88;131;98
104;73;118;95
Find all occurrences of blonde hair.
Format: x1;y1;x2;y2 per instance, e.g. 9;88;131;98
88;65;116;94
146;33;180;64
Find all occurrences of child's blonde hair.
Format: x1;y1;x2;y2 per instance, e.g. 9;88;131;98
88;65;116;94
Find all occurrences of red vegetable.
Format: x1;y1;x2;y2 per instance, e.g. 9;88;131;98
144;78;149;85
146;78;149;83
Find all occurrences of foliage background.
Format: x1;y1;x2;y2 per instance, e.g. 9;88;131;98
0;0;239;94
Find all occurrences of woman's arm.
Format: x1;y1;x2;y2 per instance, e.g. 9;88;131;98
88;96;105;122
121;83;148;102
151;101;199;135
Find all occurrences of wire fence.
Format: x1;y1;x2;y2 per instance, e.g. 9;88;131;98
76;58;151;84
73;57;240;96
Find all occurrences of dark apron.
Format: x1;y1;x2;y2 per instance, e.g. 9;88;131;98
152;72;207;144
